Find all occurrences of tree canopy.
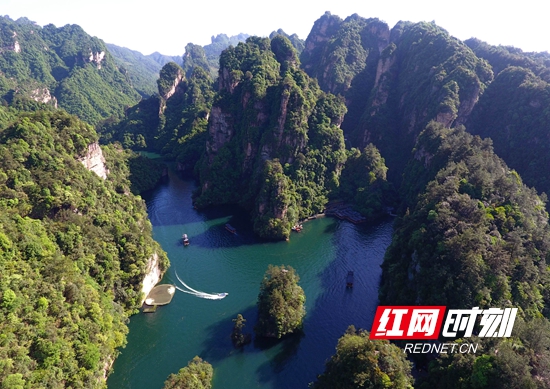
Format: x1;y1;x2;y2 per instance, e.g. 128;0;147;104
311;326;413;389
162;356;213;389
0;106;167;387
255;265;306;338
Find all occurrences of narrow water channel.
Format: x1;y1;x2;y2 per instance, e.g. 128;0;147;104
107;169;394;388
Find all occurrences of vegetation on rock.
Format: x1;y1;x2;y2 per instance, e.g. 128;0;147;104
255;265;305;338
231;313;252;348
106;43;165;98
162;356;213;389
311;326;414;389
381;122;550;317
0;107;167;387
194;36;350;239
0;16;140;126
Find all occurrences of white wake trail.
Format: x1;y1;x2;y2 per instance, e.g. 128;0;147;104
174;270;227;300
175;270;203;294
174;284;197;295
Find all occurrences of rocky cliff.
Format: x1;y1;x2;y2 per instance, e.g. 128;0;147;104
301;15;493;182
195;36;347;239
140;252;163;305
79;142;109;179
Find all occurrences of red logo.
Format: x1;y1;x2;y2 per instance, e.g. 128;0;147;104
370;306;446;340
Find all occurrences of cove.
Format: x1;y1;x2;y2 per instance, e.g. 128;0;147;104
107;168;394;389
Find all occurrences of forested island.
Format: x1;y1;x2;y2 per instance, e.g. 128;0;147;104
2;10;550;389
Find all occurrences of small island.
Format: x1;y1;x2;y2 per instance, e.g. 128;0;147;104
255;265;306;338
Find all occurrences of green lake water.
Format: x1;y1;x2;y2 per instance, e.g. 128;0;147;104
107;169;394;388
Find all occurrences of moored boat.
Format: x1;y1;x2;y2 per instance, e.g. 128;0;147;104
225;223;237;234
291;224;303;232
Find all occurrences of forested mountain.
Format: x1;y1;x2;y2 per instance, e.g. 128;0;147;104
202;33;250;72
0;16;140;126
312;326;413;389
4;9;550;388
466;47;550;203
104;33;392;239
0;106;168;387
145;51;182;68
301;12;493;182
193;36;356;239
105;43;165;98
382;122;550;387
100;60;215;171
381;122;550;315
269;29;304;55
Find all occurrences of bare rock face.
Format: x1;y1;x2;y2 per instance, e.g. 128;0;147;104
160;71;183;101
30;87;57;107
0;31;21;53
206;106;233;160
140;252;162;305
79;142;108;179
88;51;105;69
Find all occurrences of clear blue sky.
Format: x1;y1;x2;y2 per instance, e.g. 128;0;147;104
3;0;549;56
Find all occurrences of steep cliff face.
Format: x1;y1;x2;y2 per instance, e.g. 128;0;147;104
79;142;109;179
301;13;390;97
140;252;162;305
157;62;185;114
196;36;346;239
303;15;493;182
467;66;550;202
301;14;392;151
102;59;214;173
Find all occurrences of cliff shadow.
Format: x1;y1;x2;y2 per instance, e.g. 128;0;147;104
199;304;304;371
199;305;258;363
254;218;394;389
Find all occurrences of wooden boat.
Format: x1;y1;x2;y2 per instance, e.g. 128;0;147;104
346;271;354;288
291;224;303;232
225;224;237;234
182;233;190;246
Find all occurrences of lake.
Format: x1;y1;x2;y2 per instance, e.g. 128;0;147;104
107;168;394;388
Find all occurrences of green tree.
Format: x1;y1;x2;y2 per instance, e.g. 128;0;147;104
311;326;413;389
231;313;251;348
255;265;306;338
162;356;213;389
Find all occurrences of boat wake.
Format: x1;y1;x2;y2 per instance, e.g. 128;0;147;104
174;270;228;300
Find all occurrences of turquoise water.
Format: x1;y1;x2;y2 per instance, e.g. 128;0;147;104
107;169;394;388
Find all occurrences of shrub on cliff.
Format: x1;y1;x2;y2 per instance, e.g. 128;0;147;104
255;265;306;338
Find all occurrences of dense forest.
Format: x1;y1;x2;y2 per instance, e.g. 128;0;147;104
0;106;168;387
3;8;550;389
0;16;140;126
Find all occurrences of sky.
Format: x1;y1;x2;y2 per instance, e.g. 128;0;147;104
2;0;549;56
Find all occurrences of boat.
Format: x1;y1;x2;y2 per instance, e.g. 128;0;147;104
217;292;228;297
291;224;302;232
225;224;237;234
182;233;189;246
346;271;354;288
